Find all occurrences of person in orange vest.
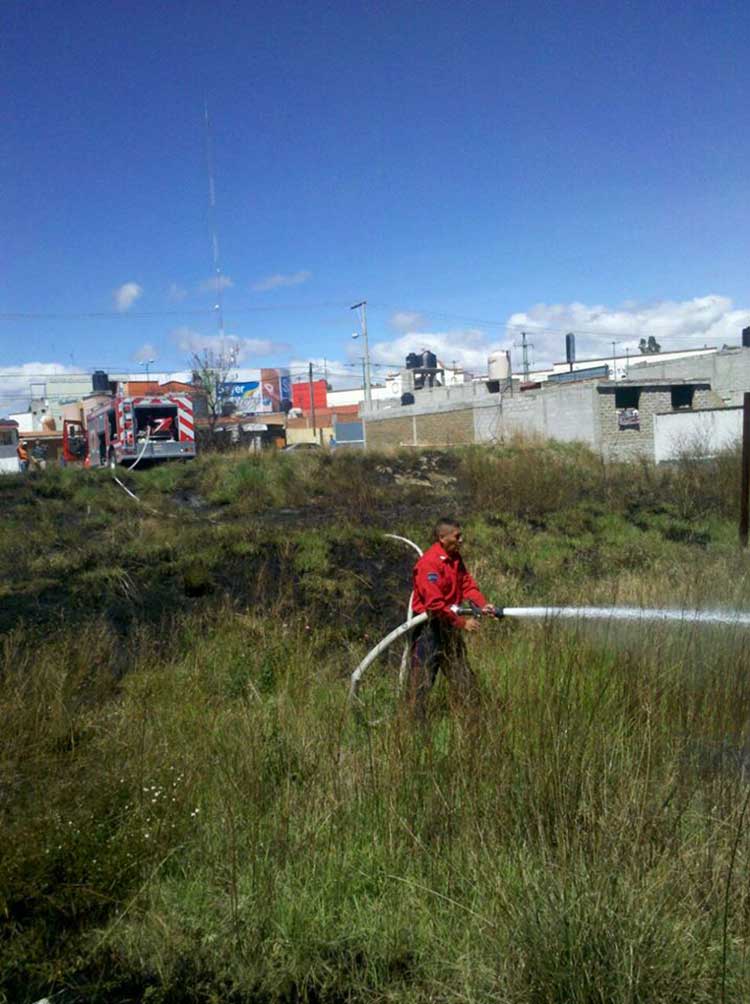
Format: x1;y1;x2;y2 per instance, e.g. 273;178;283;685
409;517;496;717
16;439;29;473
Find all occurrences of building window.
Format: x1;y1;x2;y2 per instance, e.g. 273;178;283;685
671;386;694;410
614;387;640;409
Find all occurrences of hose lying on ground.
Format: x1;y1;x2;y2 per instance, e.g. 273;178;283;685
349;612;428;702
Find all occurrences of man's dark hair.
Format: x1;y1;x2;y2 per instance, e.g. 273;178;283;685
433;517;461;541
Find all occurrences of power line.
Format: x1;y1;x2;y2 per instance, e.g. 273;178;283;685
0;301;356;321
0;309;212;320
0;295;739;345
366;302;740;342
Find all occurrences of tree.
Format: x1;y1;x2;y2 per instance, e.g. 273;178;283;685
191;348;237;441
638;335;661;355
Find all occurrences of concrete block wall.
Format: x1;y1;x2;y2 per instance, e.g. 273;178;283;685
627;348;750;405
538;384;600;446
598;386;714;461
365;415;415;450
365;379;491;415
473;384;600;446
415;408;474;446
364;370;729;461
598;389;666;462
365;382;603;451
364;407;476;449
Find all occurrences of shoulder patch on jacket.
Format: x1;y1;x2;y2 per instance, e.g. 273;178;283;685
427;572;439;582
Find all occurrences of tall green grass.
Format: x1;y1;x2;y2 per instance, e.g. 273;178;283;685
3;441;750;1001
3;604;750;1002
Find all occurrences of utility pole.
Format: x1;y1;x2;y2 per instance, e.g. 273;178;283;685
351;301;372;408
611;341;618;382
740;392;750;547
308;361;317;438
513;332;532;382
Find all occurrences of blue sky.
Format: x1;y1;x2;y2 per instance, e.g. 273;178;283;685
2;0;750;398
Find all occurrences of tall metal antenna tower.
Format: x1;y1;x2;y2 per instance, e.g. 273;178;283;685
204;96;226;355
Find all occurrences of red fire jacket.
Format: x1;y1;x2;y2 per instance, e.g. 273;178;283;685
412;542;488;629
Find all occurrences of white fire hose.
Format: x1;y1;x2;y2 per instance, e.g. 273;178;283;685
383;534;423;689
349;612;428;701
127;425;151;471
349;533;424;706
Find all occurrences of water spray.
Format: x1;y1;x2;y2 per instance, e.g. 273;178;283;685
497;606;750;627
350;535;750;704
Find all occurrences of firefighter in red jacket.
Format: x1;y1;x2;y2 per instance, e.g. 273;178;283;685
410;517;495;716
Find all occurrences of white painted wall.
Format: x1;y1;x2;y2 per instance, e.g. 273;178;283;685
653;407;742;463
8;411;34;433
327;386;394;407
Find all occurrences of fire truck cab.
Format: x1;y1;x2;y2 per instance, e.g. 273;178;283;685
86;393;196;468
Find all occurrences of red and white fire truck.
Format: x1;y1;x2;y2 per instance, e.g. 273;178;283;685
83;392;196;468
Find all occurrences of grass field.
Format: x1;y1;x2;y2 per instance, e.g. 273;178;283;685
3;442;750;1002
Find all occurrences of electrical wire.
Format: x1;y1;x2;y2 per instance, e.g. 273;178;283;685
0;296;734;345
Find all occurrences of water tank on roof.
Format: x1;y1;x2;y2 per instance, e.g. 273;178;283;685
405;352;421;369
487;351;510;382
422;350;437;370
92;370;109;393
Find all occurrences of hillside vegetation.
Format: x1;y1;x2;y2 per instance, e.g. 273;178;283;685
3;442;750;1003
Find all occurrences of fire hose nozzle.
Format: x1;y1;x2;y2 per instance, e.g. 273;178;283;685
454;603;504;619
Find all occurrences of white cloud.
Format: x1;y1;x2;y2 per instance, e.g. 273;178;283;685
252;270;311;292
389;311;425;331
167;282;188;302
0;362;77;416
362;293;750;376
113;281;143;312
369;327;496;375
171;327;288;363
506;294;750;368
197;275;233;294
132;343;158;364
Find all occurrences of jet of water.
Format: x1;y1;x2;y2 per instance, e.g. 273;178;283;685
501;606;750;627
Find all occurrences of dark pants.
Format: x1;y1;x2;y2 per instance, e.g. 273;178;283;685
409;618;478;718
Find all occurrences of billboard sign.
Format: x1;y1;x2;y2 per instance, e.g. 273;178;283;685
222;368;292;414
223;381;262;415
260;368;292;411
